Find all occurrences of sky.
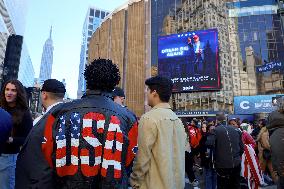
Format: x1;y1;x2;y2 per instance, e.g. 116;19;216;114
25;0;128;99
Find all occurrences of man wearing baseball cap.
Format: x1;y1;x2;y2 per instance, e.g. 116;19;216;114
15;79;66;189
112;86;137;121
33;79;66;125
112;87;126;106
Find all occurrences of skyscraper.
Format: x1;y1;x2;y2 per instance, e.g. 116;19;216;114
160;0;234;112
77;7;110;98
227;0;284;95
0;0;33;87
18;43;35;87
151;0;182;75
39;27;54;83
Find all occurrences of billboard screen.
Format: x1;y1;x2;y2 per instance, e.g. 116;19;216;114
158;29;221;92
234;94;284;114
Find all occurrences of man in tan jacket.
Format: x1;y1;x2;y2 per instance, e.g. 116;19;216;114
130;76;187;189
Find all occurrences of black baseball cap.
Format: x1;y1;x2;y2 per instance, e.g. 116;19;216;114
41;79;66;93
112;87;125;98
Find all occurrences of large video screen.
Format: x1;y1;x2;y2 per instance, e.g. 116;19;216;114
158;29;221;92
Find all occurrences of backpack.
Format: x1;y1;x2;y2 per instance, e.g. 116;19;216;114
188;126;202;149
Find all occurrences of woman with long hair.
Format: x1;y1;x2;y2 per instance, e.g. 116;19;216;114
0;80;33;189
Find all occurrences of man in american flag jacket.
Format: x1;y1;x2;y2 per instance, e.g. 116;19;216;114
21;59;138;189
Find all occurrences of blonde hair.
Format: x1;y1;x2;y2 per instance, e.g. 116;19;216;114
257;127;268;142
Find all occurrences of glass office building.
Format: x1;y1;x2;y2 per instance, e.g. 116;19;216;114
0;0;32;87
39;27;54;84
77;7;109;98
227;0;284;95
18;43;35;87
150;0;182;75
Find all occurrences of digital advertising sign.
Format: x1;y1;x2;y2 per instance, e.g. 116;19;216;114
234;95;284;115
158;29;221;92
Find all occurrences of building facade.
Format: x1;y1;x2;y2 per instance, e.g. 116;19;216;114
39;27;54;84
227;0;284;96
89;0;150;117
3;0;28;36
150;0;182;75
77;7;110;98
161;0;234;112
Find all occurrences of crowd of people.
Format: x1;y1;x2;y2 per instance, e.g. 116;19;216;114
0;58;283;189
182;110;284;189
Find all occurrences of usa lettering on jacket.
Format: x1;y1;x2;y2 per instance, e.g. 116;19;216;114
42;111;138;179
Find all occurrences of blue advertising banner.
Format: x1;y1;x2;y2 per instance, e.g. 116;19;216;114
234;95;283;114
158;29;221;92
256;61;283;73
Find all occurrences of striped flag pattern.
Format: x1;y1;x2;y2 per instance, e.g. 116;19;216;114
49;111;138;180
81;112;105;177
56;113;81;177
241;144;264;189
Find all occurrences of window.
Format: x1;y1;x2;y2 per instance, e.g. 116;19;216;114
89;17;93;23
88;31;92;36
95;10;100;18
90;9;94;16
88;25;93;30
101;11;105;19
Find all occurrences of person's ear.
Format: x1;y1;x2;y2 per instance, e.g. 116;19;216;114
41;92;48;101
152;90;158;97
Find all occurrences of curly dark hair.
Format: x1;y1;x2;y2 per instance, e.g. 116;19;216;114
0;80;29;125
84;59;121;92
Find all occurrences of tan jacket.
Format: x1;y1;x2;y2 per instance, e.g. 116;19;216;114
130;103;186;189
258;128;271;163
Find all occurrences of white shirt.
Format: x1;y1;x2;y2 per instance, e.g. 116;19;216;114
194;41;202;53
33;102;63;126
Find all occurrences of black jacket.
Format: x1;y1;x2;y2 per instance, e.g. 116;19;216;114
22;91;138;189
267;110;284;175
15;103;64;189
200;133;215;169
251;126;261;140
199;133;212;169
214;124;244;169
267;110;284;131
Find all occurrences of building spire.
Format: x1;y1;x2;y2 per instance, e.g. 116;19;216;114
49;26;52;39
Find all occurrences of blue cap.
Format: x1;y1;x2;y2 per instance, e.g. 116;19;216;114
0;108;12;142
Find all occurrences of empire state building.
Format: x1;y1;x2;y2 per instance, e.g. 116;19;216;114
39;26;54;83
